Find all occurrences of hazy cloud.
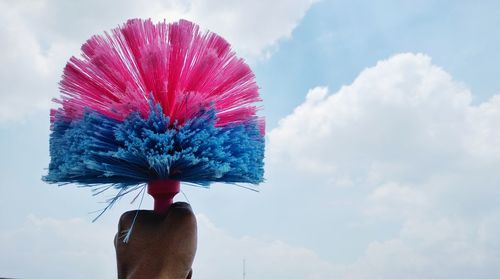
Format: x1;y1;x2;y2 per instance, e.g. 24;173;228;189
0;214;335;279
268;53;500;277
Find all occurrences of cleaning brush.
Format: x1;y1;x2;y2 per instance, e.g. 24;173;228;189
43;18;265;214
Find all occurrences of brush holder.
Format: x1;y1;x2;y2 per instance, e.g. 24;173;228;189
148;180;180;214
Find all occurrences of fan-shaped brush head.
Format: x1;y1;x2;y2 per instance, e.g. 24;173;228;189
44;19;264;213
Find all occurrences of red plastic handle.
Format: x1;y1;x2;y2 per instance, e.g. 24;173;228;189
147;180;180;214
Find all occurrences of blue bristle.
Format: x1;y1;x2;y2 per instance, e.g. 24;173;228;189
44;102;265;190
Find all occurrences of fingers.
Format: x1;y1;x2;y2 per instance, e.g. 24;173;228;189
170;201;192;210
116;202;195;240
115;203;197;279
166;202;197;231
118;210;150;230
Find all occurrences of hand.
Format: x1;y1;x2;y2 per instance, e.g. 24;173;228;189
115;202;197;279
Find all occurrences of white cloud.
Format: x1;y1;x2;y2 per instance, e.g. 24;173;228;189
268;53;500;277
182;0;318;59
340;215;500;279
195;214;335;279
0;215;116;279
269;53;476;179
0;0;316;122
365;182;429;220
0;214;335;279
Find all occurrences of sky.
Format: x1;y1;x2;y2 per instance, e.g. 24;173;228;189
1;0;500;278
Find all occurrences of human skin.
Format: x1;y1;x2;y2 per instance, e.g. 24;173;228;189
115;202;197;279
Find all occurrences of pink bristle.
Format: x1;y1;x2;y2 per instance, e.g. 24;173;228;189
257;117;266;136
54;19;261;129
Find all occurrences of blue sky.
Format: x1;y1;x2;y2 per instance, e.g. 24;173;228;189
1;0;500;278
258;0;500;127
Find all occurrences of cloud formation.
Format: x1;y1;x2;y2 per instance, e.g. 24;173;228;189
0;214;335;279
195;214;335;278
268;53;500;277
0;215;116;279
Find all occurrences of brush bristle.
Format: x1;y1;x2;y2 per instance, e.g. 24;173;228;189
45;19;264;191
